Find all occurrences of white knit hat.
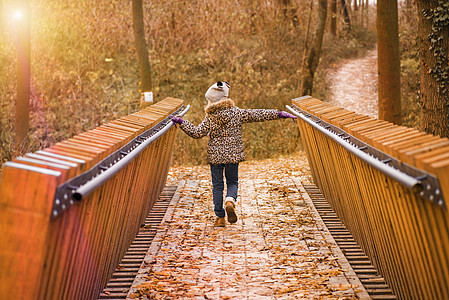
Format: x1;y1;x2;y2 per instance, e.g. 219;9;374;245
205;81;230;102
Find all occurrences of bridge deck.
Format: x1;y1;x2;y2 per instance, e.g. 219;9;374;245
114;154;376;299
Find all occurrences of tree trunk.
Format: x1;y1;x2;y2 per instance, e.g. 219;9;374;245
330;0;337;35
300;0;328;96
340;0;351;31
132;0;153;97
361;0;365;27
360;0;364;25
15;0;31;153
366;0;369;28
417;0;449;137
353;0;358;23
377;0;401;125
299;0;314;90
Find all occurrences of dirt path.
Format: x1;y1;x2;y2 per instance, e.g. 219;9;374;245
327;48;378;118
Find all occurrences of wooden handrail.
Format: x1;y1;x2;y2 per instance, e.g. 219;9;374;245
292;96;449;299
0;97;184;300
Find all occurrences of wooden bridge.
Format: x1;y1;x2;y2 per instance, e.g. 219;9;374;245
0;96;448;299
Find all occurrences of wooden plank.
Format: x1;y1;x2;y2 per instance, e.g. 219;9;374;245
344;119;385;136
0;98;185;299
364;127;411;146
352;123;396;141
390;136;441;163
321;110;354;124
72;135;118;148
43;147;98;169
334;114;371;128
293;97;449;299
0;163;61;300
35;150;87;174
399;139;449;164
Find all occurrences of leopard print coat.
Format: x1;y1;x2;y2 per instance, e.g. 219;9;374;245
179;99;279;165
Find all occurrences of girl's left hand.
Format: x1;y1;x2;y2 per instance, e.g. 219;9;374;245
170;116;184;124
278;111;297;121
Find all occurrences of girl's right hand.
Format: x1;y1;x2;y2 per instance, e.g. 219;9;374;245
278;111;297;121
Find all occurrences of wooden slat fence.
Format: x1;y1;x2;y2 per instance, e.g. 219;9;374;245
0;97;184;300
291;96;449;299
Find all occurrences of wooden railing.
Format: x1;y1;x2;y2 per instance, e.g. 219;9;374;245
0;97;184;300
290;96;449;299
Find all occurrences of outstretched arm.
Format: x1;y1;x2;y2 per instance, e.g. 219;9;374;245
176;117;211;139
240;108;280;123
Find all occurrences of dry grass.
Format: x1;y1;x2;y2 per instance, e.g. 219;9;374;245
0;0;377;165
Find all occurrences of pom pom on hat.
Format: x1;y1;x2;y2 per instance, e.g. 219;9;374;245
205;81;230;102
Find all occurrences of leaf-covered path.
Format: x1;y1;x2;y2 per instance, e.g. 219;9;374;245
128;153;369;299
327;48;378;118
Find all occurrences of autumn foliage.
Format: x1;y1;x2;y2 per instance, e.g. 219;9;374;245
0;0;377;165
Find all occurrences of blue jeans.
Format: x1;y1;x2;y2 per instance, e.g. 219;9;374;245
210;163;239;218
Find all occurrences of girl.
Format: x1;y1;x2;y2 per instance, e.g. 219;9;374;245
171;81;296;227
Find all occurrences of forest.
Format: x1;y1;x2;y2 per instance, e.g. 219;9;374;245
0;0;447;165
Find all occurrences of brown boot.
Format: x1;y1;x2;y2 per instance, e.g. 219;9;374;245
225;197;237;224
214;217;226;227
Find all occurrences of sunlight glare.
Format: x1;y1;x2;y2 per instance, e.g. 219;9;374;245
13;10;24;21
